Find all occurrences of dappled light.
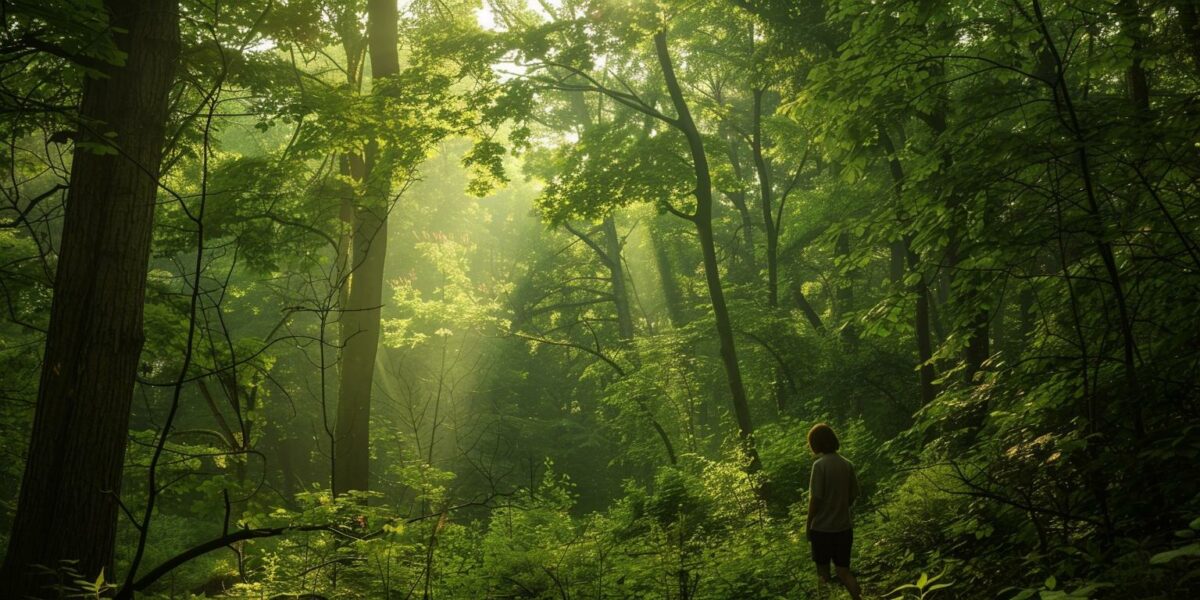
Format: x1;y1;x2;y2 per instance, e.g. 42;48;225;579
1;0;1199;598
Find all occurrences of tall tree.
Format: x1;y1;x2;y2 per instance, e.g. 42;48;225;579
751;88;780;307
334;0;400;497
0;0;180;593
527;5;765;472
878;125;938;405
653;28;761;471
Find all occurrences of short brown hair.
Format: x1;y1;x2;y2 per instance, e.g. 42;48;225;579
808;423;840;454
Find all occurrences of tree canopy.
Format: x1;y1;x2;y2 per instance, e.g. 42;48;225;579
1;0;1199;598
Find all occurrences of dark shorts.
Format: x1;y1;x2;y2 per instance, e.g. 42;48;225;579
809;529;853;569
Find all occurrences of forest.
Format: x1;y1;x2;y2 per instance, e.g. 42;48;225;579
1;0;1199;598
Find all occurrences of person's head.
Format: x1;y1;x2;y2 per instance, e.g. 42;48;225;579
808;423;840;455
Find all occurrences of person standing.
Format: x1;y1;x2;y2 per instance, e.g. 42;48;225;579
806;423;863;599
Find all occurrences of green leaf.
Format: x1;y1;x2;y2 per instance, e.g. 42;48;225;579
1150;543;1200;565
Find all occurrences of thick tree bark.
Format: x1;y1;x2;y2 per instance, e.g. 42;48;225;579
0;1;179;594
333;0;399;497
335;275;378;479
334;175;387;497
655;31;761;472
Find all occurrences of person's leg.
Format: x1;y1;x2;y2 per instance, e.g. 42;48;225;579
816;563;832;585
834;566;862;600
832;529;862;600
811;531;833;597
815;564;831;598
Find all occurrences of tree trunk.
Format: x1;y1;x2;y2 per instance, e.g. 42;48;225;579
962;203;993;384
279;436;300;506
909;246;939;405
1017;285;1035;343
721;144;758;283
834;231;859;343
1178;1;1200;74
603;216;635;339
334;179;386;497
792;281;825;334
963;311;991;383
0;0;179;593
878;124;938;405
1028;0;1143;436
751;89;780;307
655;31;761;472
834;232;854;316
333;0;399;497
651;227;687;327
1117;0;1152;112
889;241;906;285
564;218;635;338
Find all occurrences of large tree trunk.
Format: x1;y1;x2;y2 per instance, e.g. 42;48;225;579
655;31;761;472
333;0;400;497
333;196;387;496
0;1;179;594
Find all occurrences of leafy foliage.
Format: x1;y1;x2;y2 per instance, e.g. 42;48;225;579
1;0;1199;597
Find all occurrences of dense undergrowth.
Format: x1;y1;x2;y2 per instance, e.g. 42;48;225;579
3;0;1200;597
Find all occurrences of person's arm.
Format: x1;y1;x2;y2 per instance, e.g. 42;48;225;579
807;460;824;536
